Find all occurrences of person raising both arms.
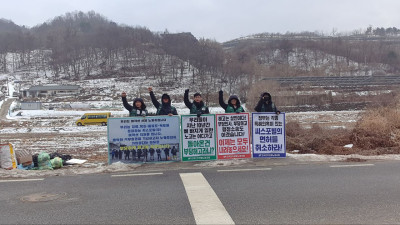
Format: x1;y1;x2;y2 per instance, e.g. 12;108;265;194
148;87;178;116
184;89;209;117
121;92;148;117
218;90;245;113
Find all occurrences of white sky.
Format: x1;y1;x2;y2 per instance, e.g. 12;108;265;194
1;0;400;42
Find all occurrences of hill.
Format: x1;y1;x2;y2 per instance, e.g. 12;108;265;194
1;11;400;111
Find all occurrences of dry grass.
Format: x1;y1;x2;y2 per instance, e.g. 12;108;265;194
286;121;352;154
286;95;400;155
351;103;400;150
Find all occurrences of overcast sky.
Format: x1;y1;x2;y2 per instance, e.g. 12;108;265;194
1;0;400;42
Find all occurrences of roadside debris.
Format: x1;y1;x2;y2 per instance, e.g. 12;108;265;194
0;143;79;171
0;143;17;170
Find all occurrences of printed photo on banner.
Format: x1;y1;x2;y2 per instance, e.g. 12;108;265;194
216;113;251;159
181;115;217;161
251;112;286;158
107;116;180;164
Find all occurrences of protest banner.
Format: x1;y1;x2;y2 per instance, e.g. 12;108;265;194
107;116;180;164
181;115;217;161
216;113;251;159
252;112;286;158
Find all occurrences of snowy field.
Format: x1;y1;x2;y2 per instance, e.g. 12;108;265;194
2;103;361;161
1;69;399;177
2;100;400;178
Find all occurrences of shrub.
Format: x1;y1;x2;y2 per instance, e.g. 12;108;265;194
351;104;400;149
286;121;352;154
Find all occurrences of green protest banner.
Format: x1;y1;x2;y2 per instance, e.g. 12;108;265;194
181;114;217;161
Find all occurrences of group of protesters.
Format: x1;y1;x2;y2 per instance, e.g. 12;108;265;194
111;146;179;162
116;88;279;163
121;87;280;117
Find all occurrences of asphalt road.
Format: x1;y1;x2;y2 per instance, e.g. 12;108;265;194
1;161;400;224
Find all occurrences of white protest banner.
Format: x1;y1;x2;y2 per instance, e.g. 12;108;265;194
107;116;180;164
181;115;217;161
216;113;251;159
252;113;286;158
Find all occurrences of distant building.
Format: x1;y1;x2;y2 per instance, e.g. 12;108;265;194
21;102;42;110
23;85;81;98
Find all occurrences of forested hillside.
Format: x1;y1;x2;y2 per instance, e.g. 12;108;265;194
1;11;400;109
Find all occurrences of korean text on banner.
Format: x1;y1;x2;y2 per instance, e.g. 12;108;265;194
216;113;251;159
181;115;217;161
252;113;286;158
107;116;180;164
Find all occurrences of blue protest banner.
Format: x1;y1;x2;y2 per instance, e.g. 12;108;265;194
251;113;286;158
107;116;180;164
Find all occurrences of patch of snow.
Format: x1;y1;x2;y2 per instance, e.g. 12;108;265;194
194;159;250;167
65;159;87;164
0;161;141;178
7;80;15;97
287;153;400;161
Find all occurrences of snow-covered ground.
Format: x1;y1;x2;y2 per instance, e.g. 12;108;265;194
1;104;399;178
0;67;397;177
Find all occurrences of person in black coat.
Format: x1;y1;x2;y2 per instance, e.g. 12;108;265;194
143;148;148;162
137;149;142;161
156;149;162;161
131;149;136;161
121;92;148;117
184;89;209;117
148;87;178;116
164;147;170;161
218;90;245;113
254;92;280;114
171;146;178;160
118;149;123;160
124;150;130;160
149;148;155;161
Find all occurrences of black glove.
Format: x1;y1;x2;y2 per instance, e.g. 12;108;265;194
197;112;201;118
219;90;223;95
185;89;189;93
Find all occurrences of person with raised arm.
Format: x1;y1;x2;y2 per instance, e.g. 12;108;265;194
184;89;209;117
148;87;177;116
121;92;148;117
218;90;245;113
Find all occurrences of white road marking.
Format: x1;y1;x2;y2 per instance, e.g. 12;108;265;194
180;172;235;225
330;164;375;168
0;178;44;183
111;172;163;177
217;168;271;172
